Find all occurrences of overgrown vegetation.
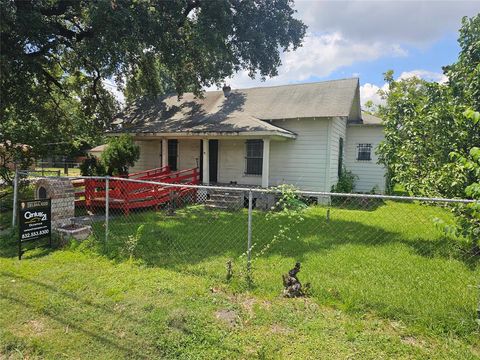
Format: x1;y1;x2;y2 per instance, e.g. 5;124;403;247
331;167;357;193
448;110;480;252
377;14;480;198
376;14;480;251
79;154;106;176
240;185;306;284
79;135;140;176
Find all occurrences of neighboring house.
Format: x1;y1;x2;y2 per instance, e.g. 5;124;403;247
113;78;386;193
87;144;107;158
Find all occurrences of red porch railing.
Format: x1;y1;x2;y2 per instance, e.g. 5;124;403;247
74;167;200;215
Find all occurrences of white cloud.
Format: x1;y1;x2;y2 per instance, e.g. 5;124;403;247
360;83;388;107
398;70;448;83
360;69;448;106
295;0;480;46
223;0;479;91
225;32;407;89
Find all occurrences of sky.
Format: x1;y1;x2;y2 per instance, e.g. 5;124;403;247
224;0;480;106
106;0;480;107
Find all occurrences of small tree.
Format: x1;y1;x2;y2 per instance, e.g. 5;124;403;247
449;110;480;254
101;135;140;176
79;154;106;176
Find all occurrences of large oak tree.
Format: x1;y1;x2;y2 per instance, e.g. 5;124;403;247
0;0;306;157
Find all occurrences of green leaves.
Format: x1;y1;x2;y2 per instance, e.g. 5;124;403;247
377;15;480;199
1;0;306;156
375;14;480;248
101;135;140;176
463;109;480;124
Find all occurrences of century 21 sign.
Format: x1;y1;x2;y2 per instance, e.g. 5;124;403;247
18;199;52;259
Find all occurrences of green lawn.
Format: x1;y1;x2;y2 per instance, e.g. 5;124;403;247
32;167;81;177
0;201;479;359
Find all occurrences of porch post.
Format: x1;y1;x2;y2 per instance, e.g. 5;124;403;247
202;139;210;184
161;139;168;168
262;138;270;188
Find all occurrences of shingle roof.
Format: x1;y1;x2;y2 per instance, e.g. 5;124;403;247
115;78;361;136
348;112;383;126
88;144;107;152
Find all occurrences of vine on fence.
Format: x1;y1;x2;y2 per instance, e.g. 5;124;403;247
236;184;307;286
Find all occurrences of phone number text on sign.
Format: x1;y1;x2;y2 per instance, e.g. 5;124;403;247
21;228;50;240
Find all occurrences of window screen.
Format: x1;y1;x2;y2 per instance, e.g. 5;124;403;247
357;143;372;161
245;140;263;175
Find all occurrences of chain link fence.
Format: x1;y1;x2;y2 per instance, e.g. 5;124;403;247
7;171;480;335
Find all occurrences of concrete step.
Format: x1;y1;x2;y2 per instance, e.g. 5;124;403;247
205;199;242;208
208;194;243;202
210;194;244;200
204;203;232;211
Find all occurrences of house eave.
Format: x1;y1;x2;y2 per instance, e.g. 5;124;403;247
347;123;384;127
108;130;297;140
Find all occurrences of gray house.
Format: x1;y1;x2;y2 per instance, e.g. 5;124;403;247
114;78;386;193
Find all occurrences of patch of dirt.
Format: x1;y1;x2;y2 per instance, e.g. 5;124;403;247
389;320;406;331
270;324;293;335
167;310;190;333
401;336;425;348
215;309;238;328
27;319;45;334
241;297;256;317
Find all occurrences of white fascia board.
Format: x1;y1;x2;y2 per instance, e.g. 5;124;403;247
119;131;297;140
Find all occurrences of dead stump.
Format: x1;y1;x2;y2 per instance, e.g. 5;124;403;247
282;262;310;298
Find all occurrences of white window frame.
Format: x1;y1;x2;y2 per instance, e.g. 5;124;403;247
244;140;263;176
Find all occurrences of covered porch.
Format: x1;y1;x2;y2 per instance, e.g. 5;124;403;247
131;131;295;188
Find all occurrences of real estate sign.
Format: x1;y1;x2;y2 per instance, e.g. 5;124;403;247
18;199;51;259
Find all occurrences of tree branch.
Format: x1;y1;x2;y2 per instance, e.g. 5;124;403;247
40;68;63;90
38;0;72;17
53;22;93;42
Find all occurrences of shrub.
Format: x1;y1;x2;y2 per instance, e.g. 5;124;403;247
332;167;357;193
79;155;106;176
101;135;140;176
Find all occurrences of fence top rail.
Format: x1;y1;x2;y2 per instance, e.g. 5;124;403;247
17;171;477;204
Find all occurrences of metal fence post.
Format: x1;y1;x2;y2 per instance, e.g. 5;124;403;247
247;190;253;274
105;176;109;251
12;167;18;229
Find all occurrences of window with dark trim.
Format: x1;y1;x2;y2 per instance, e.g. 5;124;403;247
357;143;372;161
168;139;178;171
338;137;344;176
245;140;263;175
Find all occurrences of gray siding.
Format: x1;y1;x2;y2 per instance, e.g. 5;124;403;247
130;140;161;173
269;118;329;191
131;139;199;173
217;139;262;186
178;139;200;170
328;117;347;190
345;126;386;193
